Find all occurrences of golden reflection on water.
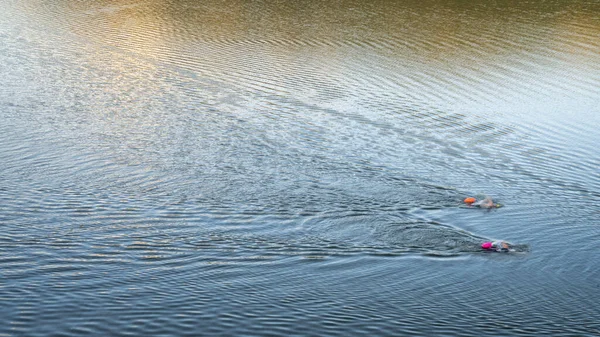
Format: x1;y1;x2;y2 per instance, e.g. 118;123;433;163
15;0;599;113
48;0;600;55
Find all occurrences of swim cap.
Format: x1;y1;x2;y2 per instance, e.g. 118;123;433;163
481;242;492;249
464;197;476;204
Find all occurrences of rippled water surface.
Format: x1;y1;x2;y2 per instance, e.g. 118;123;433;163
1;0;599;335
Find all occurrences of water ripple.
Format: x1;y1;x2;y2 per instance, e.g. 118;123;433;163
1;0;599;336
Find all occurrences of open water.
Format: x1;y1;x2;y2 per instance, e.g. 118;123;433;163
1;0;599;336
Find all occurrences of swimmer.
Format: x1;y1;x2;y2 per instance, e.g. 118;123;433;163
464;196;501;208
481;241;511;252
474;197;495;208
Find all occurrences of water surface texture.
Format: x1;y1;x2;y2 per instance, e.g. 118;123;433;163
1;0;599;336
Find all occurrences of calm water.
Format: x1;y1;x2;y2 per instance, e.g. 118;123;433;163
1;0;599;335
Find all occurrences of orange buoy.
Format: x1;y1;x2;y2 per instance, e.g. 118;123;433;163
464;197;476;204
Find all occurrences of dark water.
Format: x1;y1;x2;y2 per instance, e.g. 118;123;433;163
1;0;599;335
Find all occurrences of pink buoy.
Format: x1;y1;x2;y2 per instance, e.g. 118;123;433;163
481;242;493;249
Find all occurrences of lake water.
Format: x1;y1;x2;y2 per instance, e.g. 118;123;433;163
1;0;599;335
